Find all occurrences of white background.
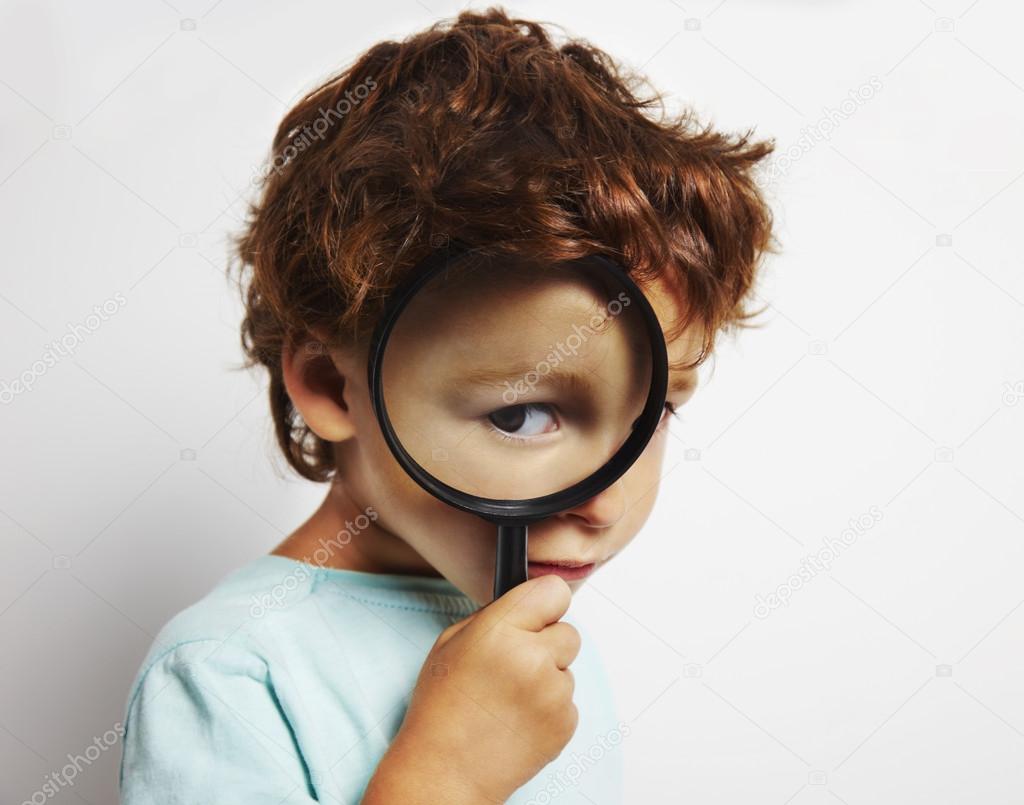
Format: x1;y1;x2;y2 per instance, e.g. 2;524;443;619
2;1;1023;803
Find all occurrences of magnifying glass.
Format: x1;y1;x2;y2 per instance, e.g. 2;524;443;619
367;240;668;601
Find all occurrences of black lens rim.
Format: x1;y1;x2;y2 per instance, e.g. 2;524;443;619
367;239;669;524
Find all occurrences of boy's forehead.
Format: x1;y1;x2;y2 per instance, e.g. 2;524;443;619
364;257;703;391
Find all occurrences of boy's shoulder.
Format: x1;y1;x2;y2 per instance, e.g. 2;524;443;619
130;555;317;687
118;555;324;795
156;553;311;636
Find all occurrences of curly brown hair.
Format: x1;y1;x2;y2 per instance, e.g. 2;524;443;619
232;6;777;483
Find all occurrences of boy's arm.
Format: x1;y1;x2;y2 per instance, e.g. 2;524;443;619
361;728;501;805
120;641;316;805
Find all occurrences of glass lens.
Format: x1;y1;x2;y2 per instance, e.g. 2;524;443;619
379;254;654;501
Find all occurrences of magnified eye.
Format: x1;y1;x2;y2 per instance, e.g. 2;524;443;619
487;404;558;439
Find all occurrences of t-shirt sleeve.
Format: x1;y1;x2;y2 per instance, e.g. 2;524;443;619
119;640;317;805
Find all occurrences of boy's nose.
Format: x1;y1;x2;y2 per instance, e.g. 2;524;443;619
559;479;626;528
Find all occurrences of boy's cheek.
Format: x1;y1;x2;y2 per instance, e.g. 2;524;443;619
372;458;496;582
621;428;672;517
634;423;671;478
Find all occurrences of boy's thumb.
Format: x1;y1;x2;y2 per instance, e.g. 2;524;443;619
436;605;481;646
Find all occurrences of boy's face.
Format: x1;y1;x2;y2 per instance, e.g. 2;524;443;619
324;265;701;607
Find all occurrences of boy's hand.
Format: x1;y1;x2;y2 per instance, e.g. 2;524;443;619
368;574;581;804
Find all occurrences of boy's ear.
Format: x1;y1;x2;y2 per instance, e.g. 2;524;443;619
280;328;356;443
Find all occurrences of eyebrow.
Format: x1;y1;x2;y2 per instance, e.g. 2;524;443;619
669;372;697;394
463;363;696;396
462;364;598;396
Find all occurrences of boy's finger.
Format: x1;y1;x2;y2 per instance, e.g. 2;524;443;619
538;621;581;670
480;574;572;633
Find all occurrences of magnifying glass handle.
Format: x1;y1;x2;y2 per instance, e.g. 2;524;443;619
493;524;528;600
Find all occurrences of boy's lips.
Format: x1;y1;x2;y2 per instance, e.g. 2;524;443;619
526;556;603;581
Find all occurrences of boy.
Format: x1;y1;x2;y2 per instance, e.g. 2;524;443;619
119;7;775;803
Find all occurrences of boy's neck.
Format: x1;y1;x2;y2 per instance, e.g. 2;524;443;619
271;482;443;579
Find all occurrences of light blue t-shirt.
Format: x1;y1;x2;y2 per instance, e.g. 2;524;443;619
119;555;625;804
